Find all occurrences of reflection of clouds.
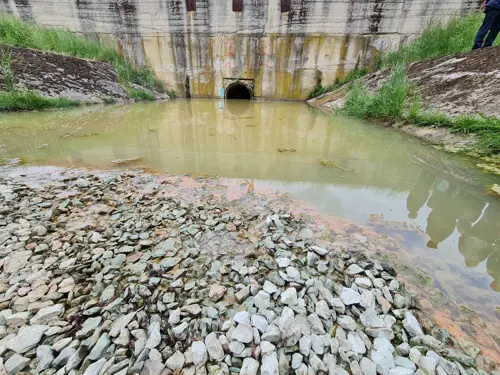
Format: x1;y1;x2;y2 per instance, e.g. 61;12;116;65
407;172;500;291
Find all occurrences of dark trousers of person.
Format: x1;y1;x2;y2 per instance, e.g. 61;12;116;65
473;8;500;49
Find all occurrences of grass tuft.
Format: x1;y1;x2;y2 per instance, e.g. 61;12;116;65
0;90;80;111
307;67;369;99
0;14;165;93
129;88;156;101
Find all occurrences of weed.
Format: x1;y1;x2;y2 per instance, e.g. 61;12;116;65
307;67;370;99
0;90;80;111
129;88;156;101
0;15;164;92
0;51;15;90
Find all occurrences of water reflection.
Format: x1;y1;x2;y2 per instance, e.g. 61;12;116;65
0;99;499;302
407;171;500;291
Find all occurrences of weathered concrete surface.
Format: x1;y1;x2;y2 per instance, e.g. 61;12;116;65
308;46;500;118
0;0;479;99
0;44;167;103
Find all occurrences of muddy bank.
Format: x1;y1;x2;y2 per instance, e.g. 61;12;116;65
0;44;168;104
0;165;498;374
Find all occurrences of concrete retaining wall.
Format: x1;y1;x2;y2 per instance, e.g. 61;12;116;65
0;0;480;99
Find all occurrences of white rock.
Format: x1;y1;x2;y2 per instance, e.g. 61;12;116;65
234;311;251;325
192;341;208;365
371;348;396;375
261;324;280;343
241;357;260;375
5;353;30;374
299;335;311;356
173;322;189;340
315;300;331;319
309;353;327;373
251;314;269;333
36;345;54;371
141;359;165;375
291;353;303;369
166;350;185;372
419;356;437;374
311;334;324;355
261;352;279;375
403;312;423;337
8;324;49;353
338;315;357;331
374;337;395;353
30;304;64;325
310;245;328;256
346;264;364;275
340;288;361;305
263;281;278;294
395;357;416;371
205;332;225;360
110;312;135;337
260;341;276;354
360;309;385;329
278;306;300;346
276;257;291;268
360;357;377;375
360;291;376;310
146;321;161;349
232;323;254;343
348;332;366;354
409;348;421;364
83;358;106;375
254;291;271;309
355;277;373;288
389;367;415;375
280;288;298;306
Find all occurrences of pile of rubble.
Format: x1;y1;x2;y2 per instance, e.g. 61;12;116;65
0;170;494;375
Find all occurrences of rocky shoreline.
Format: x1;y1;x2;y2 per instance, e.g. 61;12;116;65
0;167;497;375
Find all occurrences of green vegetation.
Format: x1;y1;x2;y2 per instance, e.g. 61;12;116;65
0;91;80;111
340;65;500;155
0;14;164;92
129;88;156;101
307;68;368;99
379;12;494;68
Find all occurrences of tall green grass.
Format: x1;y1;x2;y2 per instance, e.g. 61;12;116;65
0;91;80;111
380;12;491;68
0;15;164;92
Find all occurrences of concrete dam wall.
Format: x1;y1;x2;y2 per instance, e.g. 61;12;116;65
0;0;479;100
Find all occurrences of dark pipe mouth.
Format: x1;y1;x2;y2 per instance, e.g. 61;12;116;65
226;83;251;100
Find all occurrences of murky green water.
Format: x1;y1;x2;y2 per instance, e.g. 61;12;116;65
1;99;500;314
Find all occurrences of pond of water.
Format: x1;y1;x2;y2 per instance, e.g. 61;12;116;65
1;99;499;328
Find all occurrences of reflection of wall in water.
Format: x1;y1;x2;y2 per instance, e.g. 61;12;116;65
0;0;479;99
407;172;500;291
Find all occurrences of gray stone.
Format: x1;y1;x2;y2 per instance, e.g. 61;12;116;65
389;367;415;375
360;357;377;375
166;350;185;372
254;291;271;309
234;311;251;325
261;352;279;375
278;306;300;346
311;334;325;355
281;288;298;306
241;357;260;375
229;340;245;354
30;304;64;325
173;322;189;340
346;264;364;275
192;341;208;365
403;312;423;337
8;324;49;353
348;332;366;354
310;245;328;256
5;353;30;374
261;324;281;342
395;357;416;371
316;300;331;319
146;321;161;349
299;335;311;356
141;359;165;375
100;285;115;304
372;348;396;375
251;314;269;333
232;323;254;343
292;353;303;369
419;356;437;374
205;332;225;360
110;312;135;337
168;308;181;325
65;347;89;371
37;345;54;371
263;281;278;294
89;333;111;360
260;341;276;354
409;348;421;364
338;315;357;331
340;288;361;305
309;353;327;373
397;343;411;357
53;347;77;367
83;359;107;375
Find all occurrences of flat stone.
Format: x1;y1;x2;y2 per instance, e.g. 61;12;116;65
278;306;300;346
65;347;89;371
309;353;327;373
5;353;30;374
77;316;102;338
83;358;106;375
340;288;361;305
360;357;377;375
89;333;111;360
30;304;64;325
36;345;54;371
419;356;437;374
100;285;115;304
251;314;269;333
291;353;303;369
229;340;245;354
260;341;276;354
110;312;135;337
299;335;311;356
263;281;278;294
347;332;366;354
395;357;416;371
315;300;331;319
261;324;281;343
338;315;357;331
310;245;328;256
254;290;271;309
371;348;396;375
8;324;49;353
53;347;77;367
389;367;415;375
346;264;364;275
234;311;251;325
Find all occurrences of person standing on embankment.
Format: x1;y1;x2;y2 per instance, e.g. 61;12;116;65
473;0;500;49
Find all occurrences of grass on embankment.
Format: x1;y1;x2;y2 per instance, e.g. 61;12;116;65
340;64;500;156
0;15;167;110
